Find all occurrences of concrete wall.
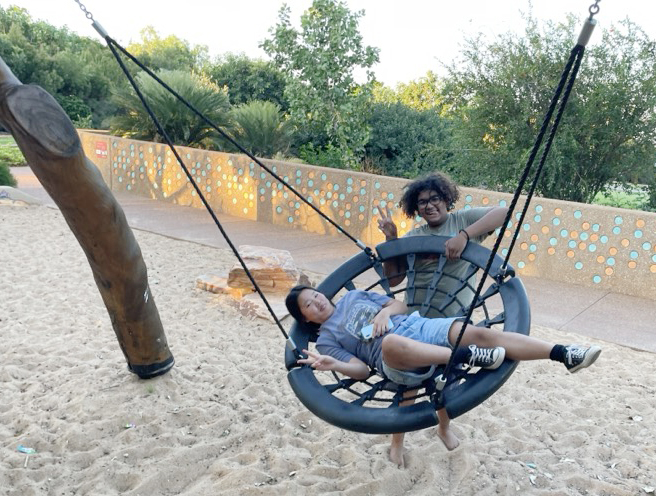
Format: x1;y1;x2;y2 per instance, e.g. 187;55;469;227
80;132;656;300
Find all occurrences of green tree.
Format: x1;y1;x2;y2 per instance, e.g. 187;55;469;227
127;26;208;72
261;0;379;168
229;100;294;158
443;16;656;206
0;6;120;127
365;102;453;178
108;69;231;147
374;71;447;112
206;53;288;110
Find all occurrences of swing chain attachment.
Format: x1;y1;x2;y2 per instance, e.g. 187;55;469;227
74;0;94;20
588;0;601;20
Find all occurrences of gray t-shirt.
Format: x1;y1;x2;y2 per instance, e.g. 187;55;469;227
316;290;406;372
403;207;493;317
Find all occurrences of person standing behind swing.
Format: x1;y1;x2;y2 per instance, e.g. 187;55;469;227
379;172;509;317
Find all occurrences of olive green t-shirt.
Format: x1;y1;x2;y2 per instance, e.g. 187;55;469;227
402;207;493;317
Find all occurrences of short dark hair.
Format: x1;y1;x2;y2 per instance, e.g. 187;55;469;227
285;284;314;324
399;172;460;217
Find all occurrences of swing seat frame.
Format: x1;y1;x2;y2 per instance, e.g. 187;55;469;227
284;236;531;434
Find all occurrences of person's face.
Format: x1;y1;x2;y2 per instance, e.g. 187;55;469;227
417;189;449;227
298;288;334;324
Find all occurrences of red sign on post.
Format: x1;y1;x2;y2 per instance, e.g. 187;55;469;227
95;141;108;158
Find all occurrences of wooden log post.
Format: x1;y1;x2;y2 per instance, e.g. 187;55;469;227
0;56;174;379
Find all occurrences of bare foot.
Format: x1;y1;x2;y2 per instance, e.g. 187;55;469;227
437;425;460;451
389;442;405;467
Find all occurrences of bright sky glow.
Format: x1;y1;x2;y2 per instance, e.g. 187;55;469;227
3;0;655;86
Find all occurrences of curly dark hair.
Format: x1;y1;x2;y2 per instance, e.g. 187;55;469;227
399;172;460;217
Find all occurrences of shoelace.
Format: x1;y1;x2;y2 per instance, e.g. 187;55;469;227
468;345;493;368
565;346;585;365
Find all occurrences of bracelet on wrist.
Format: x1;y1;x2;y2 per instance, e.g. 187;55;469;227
459;229;470;243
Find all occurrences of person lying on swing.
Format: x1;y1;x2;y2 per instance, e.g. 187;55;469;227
285;285;601;467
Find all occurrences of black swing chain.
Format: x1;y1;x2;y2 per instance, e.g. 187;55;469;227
74;0;94;20
588;0;601;20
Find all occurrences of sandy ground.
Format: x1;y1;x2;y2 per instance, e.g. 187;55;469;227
1;204;655;496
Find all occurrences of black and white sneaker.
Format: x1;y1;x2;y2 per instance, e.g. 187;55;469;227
468;344;506;370
564;345;601;373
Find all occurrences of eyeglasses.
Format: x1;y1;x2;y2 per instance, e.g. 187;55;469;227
417;195;443;209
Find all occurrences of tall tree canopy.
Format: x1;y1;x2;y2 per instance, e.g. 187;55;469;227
261;0;379;168
127;26;208;72
443;15;656;206
206;53;288;110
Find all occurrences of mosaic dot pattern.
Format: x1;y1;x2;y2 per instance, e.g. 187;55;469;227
102;135;656;298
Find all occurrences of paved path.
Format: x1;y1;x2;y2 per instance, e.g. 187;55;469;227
13;167;656;353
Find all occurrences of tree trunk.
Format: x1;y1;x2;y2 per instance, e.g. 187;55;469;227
0;57;174;379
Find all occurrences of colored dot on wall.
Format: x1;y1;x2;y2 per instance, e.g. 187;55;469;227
621;239;630;247
499;199;507;207
612;227;621;235
482;197;489;205
520;242;528;250
548;247;555;255
634;230;644;239
549;238;558;246
588;244;597;253
531;234;539;242
465;195;473;203
628;261;637;269
529;244;537;252
643;242;652;251
360;188;367;195
502;248;509;256
553;218;561;226
636;219;645;228
374;182;381;189
523;223;531;231
614;216;623;225
347;178;353;185
568;240;577;248
570;231;579;239
609;247;618;255
567;250;575;258
574;210;582;219
607;257;616;266
600;235;608;243
518;261;525;269
630;251;639;259
534;215;541;223
388;193;394;200
554;208;562;215
542;226;550;234
321;173;327;180
593;275;601;284
652;254;656;263
296;170;302;176
582;222;590;230
592;224;600;232
575;262;583;270
652;265;656;273
578;242;586;250
528;253;536;261
535;205;543;213
605;267;614;275
597;255;605;263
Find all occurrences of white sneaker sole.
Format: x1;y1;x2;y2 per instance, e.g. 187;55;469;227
484;347;506;370
568;346;602;373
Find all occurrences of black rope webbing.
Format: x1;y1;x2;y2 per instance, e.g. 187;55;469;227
436;20;594;405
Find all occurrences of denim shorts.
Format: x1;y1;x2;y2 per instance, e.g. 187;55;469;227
380;312;461;386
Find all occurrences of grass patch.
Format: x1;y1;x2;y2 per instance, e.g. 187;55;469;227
0;135;27;167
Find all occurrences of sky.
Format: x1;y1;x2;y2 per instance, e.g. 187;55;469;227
3;0;655;87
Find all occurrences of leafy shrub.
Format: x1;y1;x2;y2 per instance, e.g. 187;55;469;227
298;143;349;169
108;69;232;148
0;162;17;186
364;102;453;178
229;100;293;158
